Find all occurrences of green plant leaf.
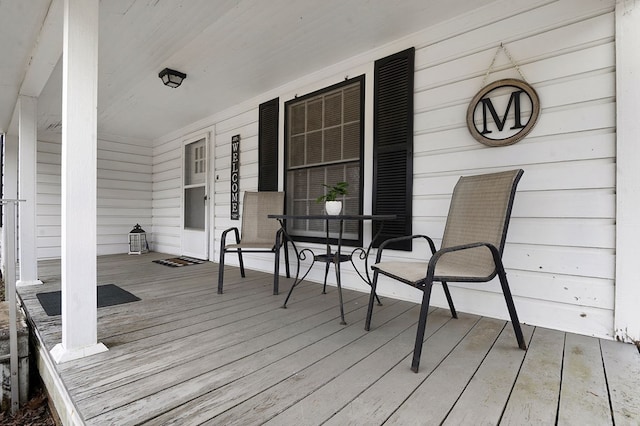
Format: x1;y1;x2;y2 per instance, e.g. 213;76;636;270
316;181;349;202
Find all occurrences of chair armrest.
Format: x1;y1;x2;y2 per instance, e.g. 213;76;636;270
375;234;436;263
221;227;241;247
426;241;500;280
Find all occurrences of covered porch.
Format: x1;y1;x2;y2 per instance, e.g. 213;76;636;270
16;253;640;425
2;0;640;423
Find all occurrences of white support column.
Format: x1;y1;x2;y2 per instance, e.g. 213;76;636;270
614;0;640;344
17;96;43;286
1;134;19;277
51;0;106;363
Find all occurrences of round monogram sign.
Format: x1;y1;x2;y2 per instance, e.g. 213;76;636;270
466;78;540;147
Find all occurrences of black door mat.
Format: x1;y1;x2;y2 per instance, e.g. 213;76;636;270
36;284;141;317
152;256;205;267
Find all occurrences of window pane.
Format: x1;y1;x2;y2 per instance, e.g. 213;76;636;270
324;93;342;127
306;131;323;165
291;104;306;134
344;163;361;235
292;200;307;231
292;169;308;200
346;163;361;195
324;127;342;162
307;99;323;131
308;167;326;228
290;135;305;167
326;165;344;188
343;123;359;159
344;85;360;122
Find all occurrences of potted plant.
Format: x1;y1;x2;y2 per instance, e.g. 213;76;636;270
316;181;349;215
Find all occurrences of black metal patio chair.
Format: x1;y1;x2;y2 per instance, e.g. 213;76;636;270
365;169;527;372
218;191;289;295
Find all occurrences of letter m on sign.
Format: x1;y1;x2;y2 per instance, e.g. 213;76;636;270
480;90;526;135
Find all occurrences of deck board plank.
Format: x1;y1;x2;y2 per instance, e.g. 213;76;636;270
89;295;412;425
63;284;330;375
12;254;639;425
558;333;611;425
210;304;426;425
500;327;565;425
442;324;534;425
600;339;640;425
324;312;482;426
385;317;507;425
264;307;450;425
75;288;375;416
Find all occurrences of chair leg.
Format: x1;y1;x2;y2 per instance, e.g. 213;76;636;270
237;249;245;278
497;264;527;350
365;270;380;331
218;248;226;294
273;249;280;295
411;282;434;373
441;281;458;319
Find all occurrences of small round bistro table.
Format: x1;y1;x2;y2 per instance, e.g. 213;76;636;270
268;214;396;325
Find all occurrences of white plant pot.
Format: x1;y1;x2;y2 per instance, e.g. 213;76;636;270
325;201;342;215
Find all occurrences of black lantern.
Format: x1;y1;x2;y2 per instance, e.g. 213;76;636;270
128;224;149;255
158;68;186;88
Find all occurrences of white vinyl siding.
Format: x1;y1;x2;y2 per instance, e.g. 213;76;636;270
152;0;615;339
403;1;616;338
151;137;183;254
37;136;153;258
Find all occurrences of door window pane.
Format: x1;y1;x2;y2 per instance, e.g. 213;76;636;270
184;187;205;229
185;139;206;186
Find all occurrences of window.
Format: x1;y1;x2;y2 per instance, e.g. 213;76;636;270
285;76;364;245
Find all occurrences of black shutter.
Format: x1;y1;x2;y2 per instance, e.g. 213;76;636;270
373;47;414;250
258;98;279;191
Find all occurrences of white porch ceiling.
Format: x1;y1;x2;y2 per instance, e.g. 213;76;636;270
1;0;495;143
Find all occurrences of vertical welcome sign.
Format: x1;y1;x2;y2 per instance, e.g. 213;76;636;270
230;135;240;220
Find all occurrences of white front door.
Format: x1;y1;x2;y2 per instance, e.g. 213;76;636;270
181;136;209;259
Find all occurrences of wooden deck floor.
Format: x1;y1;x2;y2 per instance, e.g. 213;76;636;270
16;253;640;425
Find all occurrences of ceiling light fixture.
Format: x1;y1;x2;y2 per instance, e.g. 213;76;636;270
158;68;187;88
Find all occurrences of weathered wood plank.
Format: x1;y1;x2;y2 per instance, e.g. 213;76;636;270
324;312;482;426
75;287;370;413
264;307;452;425
209;304;427;425
88;295;413;425
442;324;534;425
16;254;640;425
69;286;332;389
500;327;565;425
558;333;612;425
600;339;640;425
385;317;506;425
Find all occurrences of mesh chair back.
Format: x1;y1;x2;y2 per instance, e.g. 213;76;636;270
240;191;285;245
438;169;523;278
